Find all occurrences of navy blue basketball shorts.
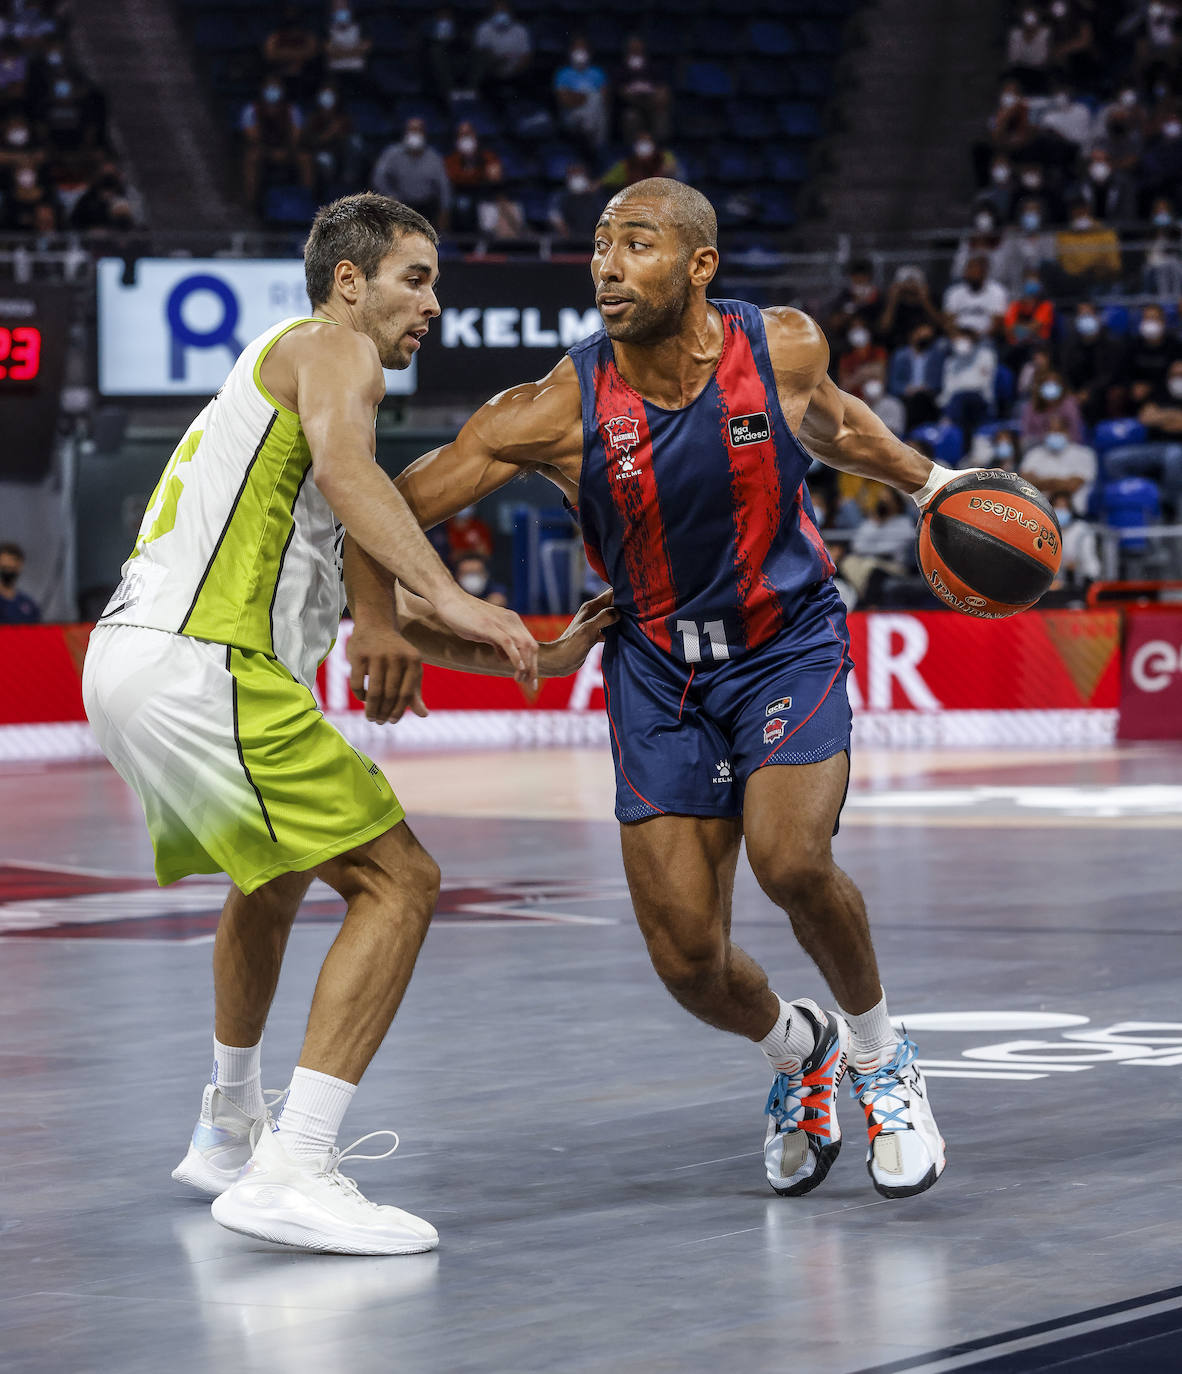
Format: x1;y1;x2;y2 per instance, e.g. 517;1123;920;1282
601;599;853;825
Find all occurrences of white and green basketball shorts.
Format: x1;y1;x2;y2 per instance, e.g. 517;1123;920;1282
83;624;404;894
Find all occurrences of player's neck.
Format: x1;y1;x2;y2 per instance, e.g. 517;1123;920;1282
611;303;723;410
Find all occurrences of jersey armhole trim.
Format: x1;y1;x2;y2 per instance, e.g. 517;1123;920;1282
253;316;340;418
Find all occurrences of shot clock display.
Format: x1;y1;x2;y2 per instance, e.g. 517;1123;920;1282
0;288;69;481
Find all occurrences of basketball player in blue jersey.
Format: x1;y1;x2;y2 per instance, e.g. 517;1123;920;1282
388;179;967;1200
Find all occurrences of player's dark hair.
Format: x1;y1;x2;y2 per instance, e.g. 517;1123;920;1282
0;542;25;561
304;192;438;307
611;178;718;254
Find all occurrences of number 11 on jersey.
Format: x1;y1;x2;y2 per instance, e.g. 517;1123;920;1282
676;619;731;663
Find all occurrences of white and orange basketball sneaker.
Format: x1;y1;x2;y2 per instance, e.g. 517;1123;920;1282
172;1084;287;1197
763;1001;850;1196
210;1121;438;1256
848;1035;946;1198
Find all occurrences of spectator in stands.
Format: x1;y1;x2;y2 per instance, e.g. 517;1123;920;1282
993;196;1056;294
445;120;503;234
1144;199;1182;294
1007;7;1053;93
1045;491;1101;600
970;426;1021;471
1020;413;1097;512
425;7;463;104
549;162;600;242
1020;369;1084;447
889;324;947;431
0;113;42;174
1040;82;1093;150
372;117;451;229
1072;147;1134;223
836;318;886;398
472;2;533;103
1048;0;1098;89
1116;304;1181;410
554;36;609;154
861;373;905;437
1136;111;1182;219
1105;359;1182;517
1096;91;1147;184
974;157;1016;224
940;327;997;446
39;64;103;152
615;36;670;144
453;553;509;608
599;133;681;190
241;79;311;214
878;265;944;350
1014;162;1061;224
0;543;40;624
984;81;1034;171
1062;302;1123;424
2;164;53;232
69;159;137;232
302;84;358;198
1054;201;1121;283
323;4;371;91
477;188;528;242
1134;1;1182;79
1003;270;1055;368
263;5;320;102
825;259;881;339
838;488;917;609
0;37;30;111
943;255;1008;339
445;505;494;559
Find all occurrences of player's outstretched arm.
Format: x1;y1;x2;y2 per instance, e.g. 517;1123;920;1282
295;326;539;684
342;535;428;724
767;308;963;509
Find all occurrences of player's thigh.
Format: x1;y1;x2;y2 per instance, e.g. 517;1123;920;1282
620;814;743;971
228;868;315;926
316;818;441;917
742;751;851;894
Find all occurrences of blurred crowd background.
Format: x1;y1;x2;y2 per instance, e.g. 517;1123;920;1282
1;0;1181;625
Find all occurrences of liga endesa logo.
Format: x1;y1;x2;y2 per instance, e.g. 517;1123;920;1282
967;496;1060;557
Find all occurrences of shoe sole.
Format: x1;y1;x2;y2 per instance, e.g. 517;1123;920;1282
210;1195;438;1256
171;1147;246;1199
867;1142;947;1200
769;1137;842;1197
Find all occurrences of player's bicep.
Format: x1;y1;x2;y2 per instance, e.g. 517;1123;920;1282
798;373;851;454
296;337;385;484
396;418;522;530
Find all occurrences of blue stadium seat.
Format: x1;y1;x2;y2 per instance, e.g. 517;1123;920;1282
756;188;797;229
509;103;556;143
349;100;396;139
746;20;799;56
974;420;1012;440
765;147;809;183
710;144;761;184
727;102;777;140
1094;418;1148;455
1100;303;1130;335
679;61;734;99
263;185;317;226
1099;477;1161;552
994;363;1016;415
776;101;822;139
540;141;582;183
909;422;965;466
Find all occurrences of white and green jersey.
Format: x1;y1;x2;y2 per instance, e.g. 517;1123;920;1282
100;317;346;691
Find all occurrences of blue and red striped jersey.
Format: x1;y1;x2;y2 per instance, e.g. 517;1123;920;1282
570;299;836;665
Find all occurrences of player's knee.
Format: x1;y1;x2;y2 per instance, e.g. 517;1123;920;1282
648;933;725;999
750;843;834;911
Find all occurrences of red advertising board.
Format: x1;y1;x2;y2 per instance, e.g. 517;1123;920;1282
0;610;1123;726
1117;609;1182;741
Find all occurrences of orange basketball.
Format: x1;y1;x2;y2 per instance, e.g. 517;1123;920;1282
917;470;1062;619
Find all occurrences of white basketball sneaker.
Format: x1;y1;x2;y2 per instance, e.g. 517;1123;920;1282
848;1035;946;1198
763;1000;850;1197
172;1084;287;1198
210;1122;439;1256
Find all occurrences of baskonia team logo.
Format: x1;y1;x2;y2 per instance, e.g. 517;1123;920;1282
603;415;641;478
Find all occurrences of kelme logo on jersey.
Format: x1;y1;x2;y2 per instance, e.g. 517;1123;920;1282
764;717;787;745
603;415;642;478
727;412;771;446
765;696;792;717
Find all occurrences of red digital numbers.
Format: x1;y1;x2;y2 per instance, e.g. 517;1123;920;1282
0;326;42;381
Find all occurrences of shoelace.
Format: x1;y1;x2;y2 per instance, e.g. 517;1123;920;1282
319;1129;402;1207
764;1068;809;1130
848;1035;919;1132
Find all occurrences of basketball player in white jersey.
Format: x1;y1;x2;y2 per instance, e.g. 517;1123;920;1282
83;193;615;1255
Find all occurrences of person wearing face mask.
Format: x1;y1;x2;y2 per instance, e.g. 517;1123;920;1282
1002;270;1054;368
982;427;1021;471
1135;0;1182;74
472;2;533;102
600;131;681;190
879;266;944;351
841;488;918;607
324;3;371;85
1042;492;1100;599
451;553;509;608
262;5;320;101
302;84;358;197
984;80;1033;169
1019;368;1084;448
824;260;881;337
942;255;1008;339
939;328;998;447
445;120;503;234
1055;198;1121;281
1105;359;1182;517
836;317;886;399
888;324;947;430
372;119;452;230
0;37;31;109
1019;414;1096;513
554;35;610;152
1116;304;1181;408
972;162;1013;228
1137;109;1182;218
549;161;601;242
1040;82;1092;148
241;78;312;214
1006;7;1052;93
0;544;40;625
992;195;1055;296
615;36;671;144
424;6;461;102
1070;148;1131;223
859;370;906;437
1047;1;1098;91
1144;197;1182;294
1061;304;1121;424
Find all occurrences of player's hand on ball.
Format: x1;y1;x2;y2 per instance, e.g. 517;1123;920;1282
436;587;540;689
347;623;428;724
540;588;617;678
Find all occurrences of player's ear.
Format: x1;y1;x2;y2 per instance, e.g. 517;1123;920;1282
689;246;719;288
334;258;361;304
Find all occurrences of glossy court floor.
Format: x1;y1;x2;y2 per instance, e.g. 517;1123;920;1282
2;743;1181;1374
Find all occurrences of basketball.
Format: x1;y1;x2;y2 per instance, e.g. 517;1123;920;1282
917;470;1063;619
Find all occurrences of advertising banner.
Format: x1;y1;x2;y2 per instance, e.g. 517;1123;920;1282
1117;609;1182;741
96;258;416;397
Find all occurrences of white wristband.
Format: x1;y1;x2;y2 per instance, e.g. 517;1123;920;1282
910;464;960;509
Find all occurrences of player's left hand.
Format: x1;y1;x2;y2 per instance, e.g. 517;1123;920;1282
347;622;429;724
539;588;618;678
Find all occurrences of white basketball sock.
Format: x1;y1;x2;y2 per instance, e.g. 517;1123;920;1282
758;995;818;1074
212;1037;265;1118
277;1067;357;1164
844;991;900;1072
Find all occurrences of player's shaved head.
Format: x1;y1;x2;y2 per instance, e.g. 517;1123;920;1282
606;178;718;256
